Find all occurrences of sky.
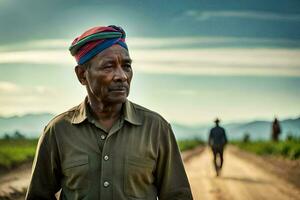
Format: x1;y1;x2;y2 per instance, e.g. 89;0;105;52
0;0;300;125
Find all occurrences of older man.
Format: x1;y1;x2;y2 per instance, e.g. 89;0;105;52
26;25;193;200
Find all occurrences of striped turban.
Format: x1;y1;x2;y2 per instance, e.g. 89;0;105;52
69;25;128;65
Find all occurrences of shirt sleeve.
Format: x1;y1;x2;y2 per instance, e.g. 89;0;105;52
25;125;61;200
155;123;193;200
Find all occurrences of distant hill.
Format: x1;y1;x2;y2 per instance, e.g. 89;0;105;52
172;117;300;141
0;113;54;138
0;113;299;141
225;117;300;140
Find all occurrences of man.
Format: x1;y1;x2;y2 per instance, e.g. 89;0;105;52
26;25;193;200
208;118;227;176
271;117;281;142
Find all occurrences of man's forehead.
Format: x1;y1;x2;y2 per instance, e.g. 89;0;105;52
100;56;132;62
95;45;131;62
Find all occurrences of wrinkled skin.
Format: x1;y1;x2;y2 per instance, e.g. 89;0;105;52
76;45;133;104
75;45;133;129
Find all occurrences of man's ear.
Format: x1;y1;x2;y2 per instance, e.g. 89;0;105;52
75;65;88;85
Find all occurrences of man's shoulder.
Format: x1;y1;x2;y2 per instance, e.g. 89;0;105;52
211;126;217;131
211;126;222;132
218;126;226;132
130;101;169;125
45;104;80;129
211;126;226;135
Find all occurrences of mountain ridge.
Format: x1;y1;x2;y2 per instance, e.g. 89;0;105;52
0;113;299;140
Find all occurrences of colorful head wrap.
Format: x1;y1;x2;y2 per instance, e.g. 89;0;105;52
69;25;128;65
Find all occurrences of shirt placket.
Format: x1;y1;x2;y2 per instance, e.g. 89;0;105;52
98;118;124;200
100;134;112;199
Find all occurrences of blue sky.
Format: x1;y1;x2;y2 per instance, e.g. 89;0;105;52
0;0;299;125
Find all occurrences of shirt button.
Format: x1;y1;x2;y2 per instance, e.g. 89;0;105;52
104;155;109;161
101;135;106;140
103;181;110;187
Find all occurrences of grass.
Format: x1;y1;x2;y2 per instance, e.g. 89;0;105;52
0;139;38;169
0;137;203;169
178;138;204;152
232;138;300;160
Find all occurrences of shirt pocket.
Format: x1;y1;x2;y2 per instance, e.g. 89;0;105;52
63;157;89;190
124;156;155;199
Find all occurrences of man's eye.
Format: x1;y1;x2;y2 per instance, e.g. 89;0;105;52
103;65;113;69
123;64;132;70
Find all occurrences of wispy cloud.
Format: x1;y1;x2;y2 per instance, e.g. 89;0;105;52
0;50;73;64
1;36;299;52
0;47;300;76
0;82;57;95
0;81;20;92
130;48;300;76
0;82;64;116
0;38;300;76
185;10;300;21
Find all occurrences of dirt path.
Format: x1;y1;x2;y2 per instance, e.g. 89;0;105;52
185;147;300;200
1;146;300;200
0;162;31;199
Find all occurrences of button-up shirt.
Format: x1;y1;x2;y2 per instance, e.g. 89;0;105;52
26;99;193;200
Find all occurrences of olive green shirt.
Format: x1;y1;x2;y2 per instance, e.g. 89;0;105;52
26;99;193;200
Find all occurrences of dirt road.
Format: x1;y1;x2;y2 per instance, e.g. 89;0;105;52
0;162;31;199
1;146;300;199
0;162;61;200
185;147;300;200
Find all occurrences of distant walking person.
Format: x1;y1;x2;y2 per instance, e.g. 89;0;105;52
271;117;281;142
208;118;227;176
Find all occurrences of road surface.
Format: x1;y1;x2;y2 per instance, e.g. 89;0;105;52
1;147;300;199
185;147;300;200
0;162;31;199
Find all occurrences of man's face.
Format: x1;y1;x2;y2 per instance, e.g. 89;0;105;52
82;45;133;104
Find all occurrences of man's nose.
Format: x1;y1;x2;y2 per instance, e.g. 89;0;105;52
113;65;127;82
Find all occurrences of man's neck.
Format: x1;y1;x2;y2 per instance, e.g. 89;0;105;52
87;97;124;131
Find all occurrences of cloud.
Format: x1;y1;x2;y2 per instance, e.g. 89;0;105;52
0;38;300;76
130;48;300;76
0;39;70;52
0;50;74;64
127;37;232;48
0;81;20;92
1;36;299;52
0;82;57;95
0;48;300;76
185;10;300;21
0;82;63;116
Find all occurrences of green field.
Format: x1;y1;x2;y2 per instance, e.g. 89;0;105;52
0;139;38;169
178;139;204;152
0;138;203;169
233;139;300;160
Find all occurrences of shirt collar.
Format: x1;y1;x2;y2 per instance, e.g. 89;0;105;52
71;98;88;124
71;98;142;126
123;100;142;126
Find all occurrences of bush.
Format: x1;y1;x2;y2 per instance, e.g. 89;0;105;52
289;146;300;160
178;138;204;152
232;138;300;160
0;139;38;169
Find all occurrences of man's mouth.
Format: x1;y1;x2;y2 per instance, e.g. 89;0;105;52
109;86;128;92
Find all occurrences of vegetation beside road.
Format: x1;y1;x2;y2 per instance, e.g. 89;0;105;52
0;137;204;169
178;138;204;151
0;139;38;169
232;138;300;160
